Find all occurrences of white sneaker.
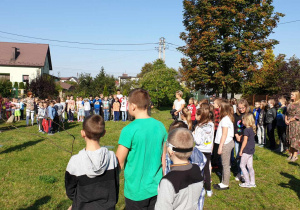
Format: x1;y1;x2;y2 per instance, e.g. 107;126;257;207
206;190;213;197
249;184;257;188
239;183;251;188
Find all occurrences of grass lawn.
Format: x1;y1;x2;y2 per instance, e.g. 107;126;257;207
0;109;299;209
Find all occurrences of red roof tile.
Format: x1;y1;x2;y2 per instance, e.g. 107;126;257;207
0;42;52;69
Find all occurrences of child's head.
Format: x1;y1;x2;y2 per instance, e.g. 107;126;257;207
56;97;61;103
199;99;209;106
89;95;93;100
255;101;261;109
175;90;183;99
43;102;48;108
27;92;33;98
104;96;108;100
220;101;234;123
109;95;112;99
39;102;43;107
196;105;214;126
95;96;99;100
237;99;250;115
70;95;73;100
181;107;192;130
230;98;237;106
167;128;194;161
100;93;104;98
82;115;105;141
49;101;54;107
67;95;70;100
61;97;65;102
278;96;287;106
268;99;275;108
117;90;121;95
79;97;83;101
189;98;194;105
261;100;267;110
213;98;222;109
169;120;188;132
128;88;150;114
242;113;256;134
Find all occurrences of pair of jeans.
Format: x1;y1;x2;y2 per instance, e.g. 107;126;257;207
257;124;266;145
68;110;74;121
94;108;100;115
122;111;127;121
104;109;109;121
277;125;287;151
203;152;211;191
26;110;35;126
240;153;255;185
220;140;234;186
114;111;119;121
84;110;90;118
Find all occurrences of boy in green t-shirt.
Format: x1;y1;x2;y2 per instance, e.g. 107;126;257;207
116;88;168;209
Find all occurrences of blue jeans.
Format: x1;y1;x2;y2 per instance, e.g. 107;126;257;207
94;108;100;115
84;111;90;118
114;111;119;121
122;111;127;121
234;140;243;176
104;109;109;121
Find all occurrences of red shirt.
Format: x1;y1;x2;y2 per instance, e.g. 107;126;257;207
187;104;196;121
214;108;220;131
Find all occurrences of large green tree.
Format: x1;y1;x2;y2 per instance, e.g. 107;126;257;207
140;59;182;107
179;0;284;98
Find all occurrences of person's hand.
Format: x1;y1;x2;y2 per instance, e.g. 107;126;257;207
174;111;178;116
285;119;290;125
236;135;241;142
218;146;222;155
239;151;243;157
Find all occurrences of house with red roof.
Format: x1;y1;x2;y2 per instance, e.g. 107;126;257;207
0;42;52;84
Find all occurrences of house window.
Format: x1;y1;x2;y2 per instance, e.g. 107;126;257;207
23;75;29;83
0;73;10;81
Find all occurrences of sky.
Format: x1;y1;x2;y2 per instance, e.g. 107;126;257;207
0;0;299;78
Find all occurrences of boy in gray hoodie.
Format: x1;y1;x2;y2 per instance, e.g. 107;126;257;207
65;115;119;210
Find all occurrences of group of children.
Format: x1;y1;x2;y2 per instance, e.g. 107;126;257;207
64;91;129;122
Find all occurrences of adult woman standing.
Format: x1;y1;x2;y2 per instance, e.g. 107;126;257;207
173;90;185;120
285;91;300;162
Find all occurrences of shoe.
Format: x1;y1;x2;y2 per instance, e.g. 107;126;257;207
206;190;213;197
239;183;251;188
235;176;240;181
38;130;42;132
290;156;298;162
249;184;257;188
286;155;293;161
213;184;229;190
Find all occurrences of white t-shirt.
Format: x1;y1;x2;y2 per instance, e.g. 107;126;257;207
173;99;185;111
77;101;83;109
117;94;123;100
193;122;215;153
84;101;91;111
215;116;234;145
120;100;127;112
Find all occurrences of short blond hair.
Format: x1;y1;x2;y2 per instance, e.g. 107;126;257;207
268;99;275;105
168;128;193;160
242;113;256;134
176;90;183;97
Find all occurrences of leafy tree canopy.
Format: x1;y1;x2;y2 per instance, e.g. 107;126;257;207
29;75;58;99
140;59;182;107
179;0;284;98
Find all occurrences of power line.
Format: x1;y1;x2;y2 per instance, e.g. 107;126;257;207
278;20;300;25
0;35;156;51
0;30;158;46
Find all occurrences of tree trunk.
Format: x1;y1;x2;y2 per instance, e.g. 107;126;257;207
222;87;228;99
231;92;234;99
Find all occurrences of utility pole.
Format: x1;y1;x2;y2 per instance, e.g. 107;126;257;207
156;37;167;61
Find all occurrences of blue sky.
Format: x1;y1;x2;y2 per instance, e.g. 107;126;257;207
0;0;299;78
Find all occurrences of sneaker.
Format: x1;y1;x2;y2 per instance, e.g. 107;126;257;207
206;190;213;197
38;130;43;132
235;176;240;181
239;183;251;188
213;183;229;190
249;184;257;188
258;144;264;148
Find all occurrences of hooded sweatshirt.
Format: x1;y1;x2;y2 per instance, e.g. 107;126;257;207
65;147;119;210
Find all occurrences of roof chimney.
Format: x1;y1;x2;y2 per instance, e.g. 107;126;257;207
11;47;20;61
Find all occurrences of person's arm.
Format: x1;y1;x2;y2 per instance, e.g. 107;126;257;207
65;171;78;201
162;142;167;175
218;127;228;155
116;145;129;170
239;135;248;157
155;179;175;210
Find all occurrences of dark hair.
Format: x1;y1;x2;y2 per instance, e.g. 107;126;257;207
128;88;150;110
56;97;61;103
169;121;188;132
83;115;105;141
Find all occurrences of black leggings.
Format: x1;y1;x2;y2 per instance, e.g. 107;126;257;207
203;152;211;191
267;123;275;148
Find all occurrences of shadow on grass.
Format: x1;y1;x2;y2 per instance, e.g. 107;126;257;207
18;195;51;210
61;122;80;131
279;172;300;199
56;199;72;210
157;106;171;111
0;139;44;154
288;161;300;167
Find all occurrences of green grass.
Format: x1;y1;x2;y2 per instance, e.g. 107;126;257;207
0;109;299;209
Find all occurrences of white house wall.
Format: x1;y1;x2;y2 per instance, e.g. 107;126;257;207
0;66;41;83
